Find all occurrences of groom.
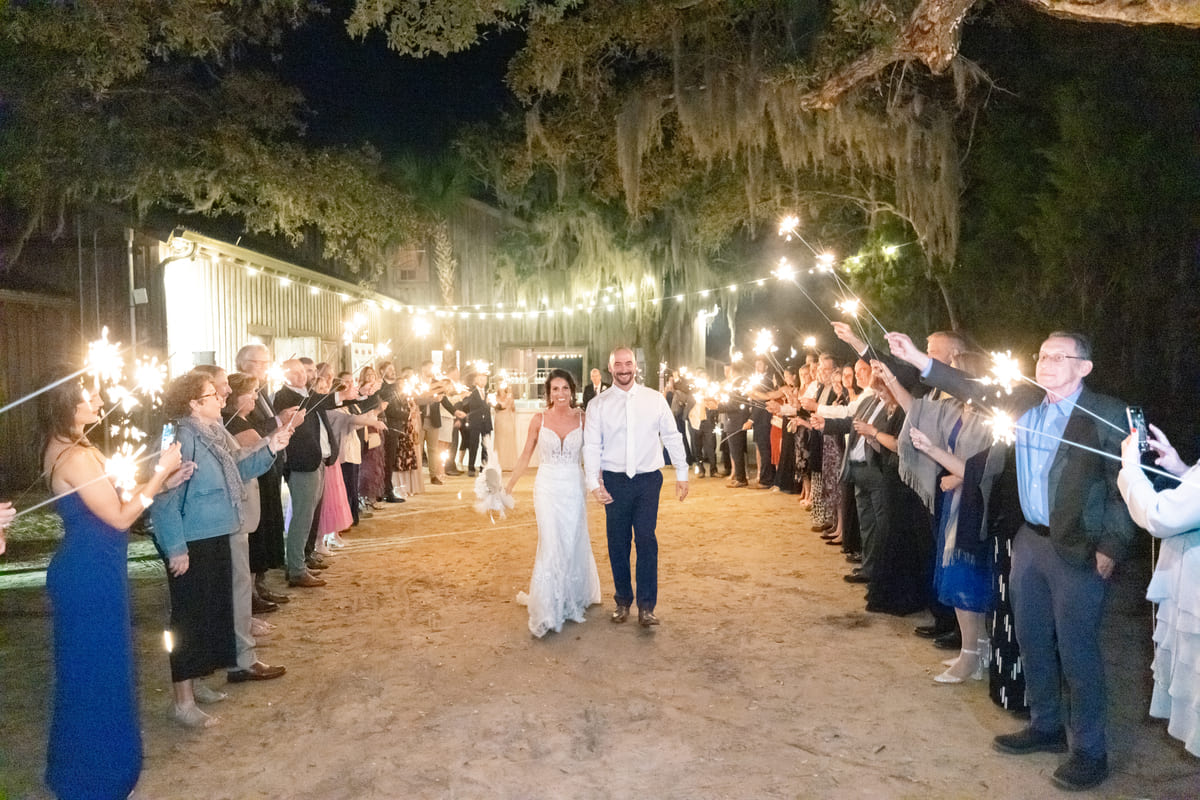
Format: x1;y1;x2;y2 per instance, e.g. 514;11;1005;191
583;347;689;627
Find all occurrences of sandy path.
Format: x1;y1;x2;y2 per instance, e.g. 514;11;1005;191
1;472;1197;799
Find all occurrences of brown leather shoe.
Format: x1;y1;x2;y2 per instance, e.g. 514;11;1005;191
611;605;630;623
227;661;286;683
259;588;290;604
288;572;326;588
638;608;660;627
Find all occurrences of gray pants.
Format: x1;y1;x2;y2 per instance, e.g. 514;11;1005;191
849;462;888;580
285;468;323;579
229;531;256;670
1011;525;1109;758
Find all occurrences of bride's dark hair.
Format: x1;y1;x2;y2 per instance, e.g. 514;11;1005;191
543;369;578;408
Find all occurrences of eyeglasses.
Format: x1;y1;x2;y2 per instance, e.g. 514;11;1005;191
1034;353;1085;365
196;392;219;402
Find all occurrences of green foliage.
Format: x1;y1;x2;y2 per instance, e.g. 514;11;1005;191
0;0;422;279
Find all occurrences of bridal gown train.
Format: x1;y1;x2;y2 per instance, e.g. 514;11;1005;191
517;418;601;637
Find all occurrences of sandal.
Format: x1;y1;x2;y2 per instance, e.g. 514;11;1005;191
192;684;227;705
171;703;219;729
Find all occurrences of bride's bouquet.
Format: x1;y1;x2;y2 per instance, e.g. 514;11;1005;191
473;439;514;519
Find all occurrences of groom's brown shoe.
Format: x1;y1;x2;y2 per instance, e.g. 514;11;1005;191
611;605;630;623
638;608;660;627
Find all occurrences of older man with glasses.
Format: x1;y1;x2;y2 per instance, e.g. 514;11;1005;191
887;329;1135;792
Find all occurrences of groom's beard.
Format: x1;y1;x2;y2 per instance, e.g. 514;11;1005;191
612;372;635;387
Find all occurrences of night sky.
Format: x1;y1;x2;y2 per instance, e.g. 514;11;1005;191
279;3;521;156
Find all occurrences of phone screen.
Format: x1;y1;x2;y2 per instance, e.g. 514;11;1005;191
161;422;176;451
1126;406;1149;452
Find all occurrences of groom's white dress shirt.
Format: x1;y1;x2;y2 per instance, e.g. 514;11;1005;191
583;382;689;491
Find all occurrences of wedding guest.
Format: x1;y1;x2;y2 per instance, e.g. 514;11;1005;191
151;372;289;728
454;370;493;476
318;364;385;547
220;372;289;680
492;380;518;471
234;344;292;604
39;377;185;796
887;329;1134;791
274;359;334;588
582;367;609;409
392;366;423;496
357;364;388;506
881;355;997;683
376;361;407;503
1119;423;1200;758
193;364;231;403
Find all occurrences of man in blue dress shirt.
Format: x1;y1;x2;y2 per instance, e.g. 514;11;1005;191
890;330;1135;792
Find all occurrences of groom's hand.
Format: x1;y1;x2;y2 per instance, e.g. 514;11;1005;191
675;481;689;501
592;487;613;504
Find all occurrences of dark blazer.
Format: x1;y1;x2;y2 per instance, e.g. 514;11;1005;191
273;385;337;472
582;382;609;409
718;392;753;433
457;387;493;435
923;359;1135;567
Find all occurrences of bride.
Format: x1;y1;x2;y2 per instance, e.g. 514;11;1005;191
505;369;601;637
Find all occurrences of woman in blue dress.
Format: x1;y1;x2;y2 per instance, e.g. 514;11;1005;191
38;376;186;799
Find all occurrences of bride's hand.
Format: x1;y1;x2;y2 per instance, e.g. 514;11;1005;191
592;486;613;505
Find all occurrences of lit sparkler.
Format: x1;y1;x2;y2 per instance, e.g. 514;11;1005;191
86;327;124;384
133;356;167;405
987;410;1017;446
778;215;800;241
981;351;1022;396
105;442;148;502
837;298;861;318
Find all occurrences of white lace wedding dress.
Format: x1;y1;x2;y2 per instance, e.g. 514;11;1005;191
516;416;602;637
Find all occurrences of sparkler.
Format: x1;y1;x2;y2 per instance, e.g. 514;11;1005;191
986;409;1017;446
778;215;801;241
0;367;88;416
105;442;148;502
979;351;1022;396
86;327;124;384
133;356;167;405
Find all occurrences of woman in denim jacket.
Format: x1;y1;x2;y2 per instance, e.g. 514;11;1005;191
151;371;291;728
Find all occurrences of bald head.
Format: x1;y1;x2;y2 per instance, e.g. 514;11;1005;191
609;347;637;390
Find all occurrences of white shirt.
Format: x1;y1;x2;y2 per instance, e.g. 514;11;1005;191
818;386;876;420
583;382;688;490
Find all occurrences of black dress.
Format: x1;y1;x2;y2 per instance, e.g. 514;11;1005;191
864;406;930;616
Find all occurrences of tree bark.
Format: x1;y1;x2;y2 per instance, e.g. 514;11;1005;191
804;0;1200;110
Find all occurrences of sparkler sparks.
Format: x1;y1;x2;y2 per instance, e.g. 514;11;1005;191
752;329;775;356
104;442;147;501
773;257;796;282
778;215;800;241
133;356;167;405
837;298;861;318
86;327;124;384
981;351;1022;396
987;410;1017;446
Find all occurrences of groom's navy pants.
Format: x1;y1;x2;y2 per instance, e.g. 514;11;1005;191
602;470;663;611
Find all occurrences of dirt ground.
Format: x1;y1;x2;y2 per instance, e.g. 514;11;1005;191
2;470;1198;800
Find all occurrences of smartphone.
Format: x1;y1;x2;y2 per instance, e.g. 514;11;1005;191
1126;406;1150;452
161;421;176;451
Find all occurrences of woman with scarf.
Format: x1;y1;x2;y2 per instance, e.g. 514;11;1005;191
151;371;292;728
878;354;1001;684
